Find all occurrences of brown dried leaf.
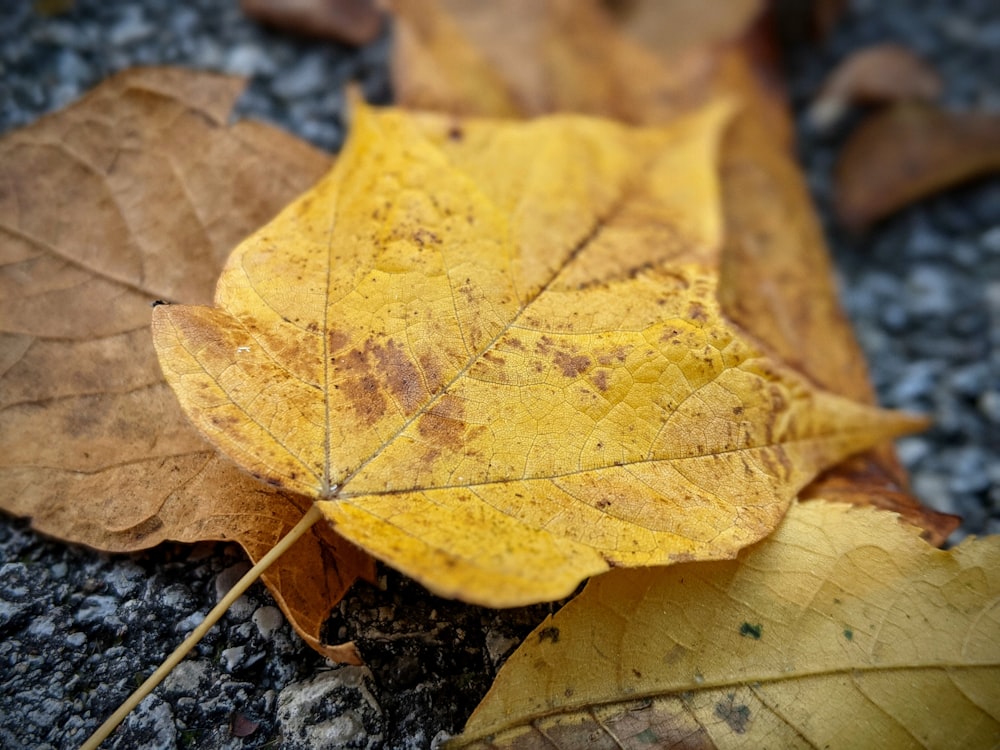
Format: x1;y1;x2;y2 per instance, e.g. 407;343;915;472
617;0;764;61
809;43;942;129
241;0;385;46
802;450;959;546
835;101;1000;230
390;0;720;122
0;67;375;662
698;51;954;542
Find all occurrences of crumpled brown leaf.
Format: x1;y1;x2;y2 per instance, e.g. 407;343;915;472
808;43;942;129
390;0;720;122
241;0;385;46
615;0;764;61
835;101;1000;230
0;67;376;663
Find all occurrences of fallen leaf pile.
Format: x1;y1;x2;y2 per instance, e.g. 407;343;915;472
0;0;994;746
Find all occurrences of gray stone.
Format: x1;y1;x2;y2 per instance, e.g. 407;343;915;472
160;583;196;613
895;437;930;468
888;360;943;405
215;561;257;619
221;645;246;672
1;562;30;599
905;265;954;317
912;472;956;515
981;225;1000;254
76;595;118;624
272;54;332;100
27;615;57;638
947;447;992;494
226;43;276;77
980;390;1000;422
252;605;285;639
162;659;212;695
121;695;177;750
949;362;990;398
175;609;207;635
277;668;384;750
0;599;27;629
108;7;155;46
105;561;145;597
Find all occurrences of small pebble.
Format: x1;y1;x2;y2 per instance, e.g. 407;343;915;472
252;605;284;639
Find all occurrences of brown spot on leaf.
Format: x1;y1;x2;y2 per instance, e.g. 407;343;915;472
769;385;787;414
209;413;240;429
773;445;792;480
660;327;682;344
593;369;609;392
412;228;441;246
553;350;591;378
341;374;387;427
715;694;751;733
418;352;444;391
417;394;466;451
601;552;622;568
372;339;424;413
328;329;350;353
535;336;554;354
537;627;560;644
595;346;628;365
688;302;708;322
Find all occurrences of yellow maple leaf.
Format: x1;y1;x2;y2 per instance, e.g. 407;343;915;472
152;99;921;606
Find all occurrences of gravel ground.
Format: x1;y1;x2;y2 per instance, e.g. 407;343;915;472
1;1;997;748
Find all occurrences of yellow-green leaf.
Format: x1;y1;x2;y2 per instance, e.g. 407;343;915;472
454;501;1000;748
152;100;920;606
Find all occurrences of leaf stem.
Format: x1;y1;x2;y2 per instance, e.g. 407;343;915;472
80;504;324;750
